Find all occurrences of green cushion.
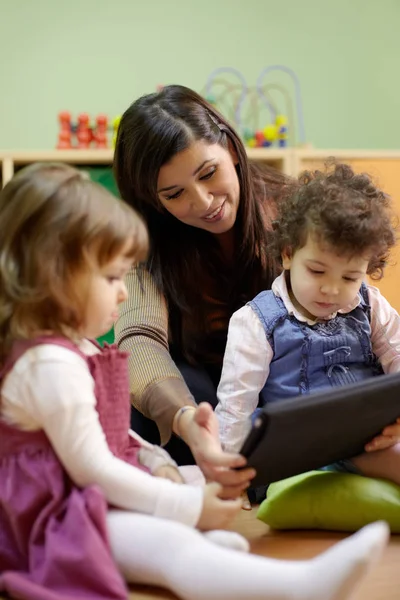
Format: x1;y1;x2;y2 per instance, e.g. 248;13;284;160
257;470;400;532
85;167;119;198
97;327;115;347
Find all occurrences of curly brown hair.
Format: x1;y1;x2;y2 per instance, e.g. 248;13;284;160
271;161;397;280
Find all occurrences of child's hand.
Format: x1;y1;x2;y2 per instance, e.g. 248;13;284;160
365;418;400;452
240;491;252;511
154;464;184;483
196;482;242;531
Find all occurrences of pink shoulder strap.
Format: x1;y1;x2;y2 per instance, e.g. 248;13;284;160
0;336;88;380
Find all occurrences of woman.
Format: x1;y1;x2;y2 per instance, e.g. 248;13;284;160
113;85;293;493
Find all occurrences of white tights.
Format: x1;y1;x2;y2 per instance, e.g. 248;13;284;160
106;511;388;600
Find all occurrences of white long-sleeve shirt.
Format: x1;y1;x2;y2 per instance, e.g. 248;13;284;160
1;341;204;527
216;273;400;453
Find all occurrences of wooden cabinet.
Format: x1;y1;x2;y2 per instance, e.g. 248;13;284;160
0;150;114;188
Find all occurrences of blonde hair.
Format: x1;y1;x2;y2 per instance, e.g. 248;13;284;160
0;162;148;359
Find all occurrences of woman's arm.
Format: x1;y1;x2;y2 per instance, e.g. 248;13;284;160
115;267;196;444
116;268;255;493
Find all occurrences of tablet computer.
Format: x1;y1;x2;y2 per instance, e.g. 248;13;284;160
239;372;400;487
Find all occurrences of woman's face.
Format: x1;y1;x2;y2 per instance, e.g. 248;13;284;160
156;140;240;234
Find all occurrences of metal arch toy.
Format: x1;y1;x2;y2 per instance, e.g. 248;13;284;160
205;67;249;135
203;65;306;148
256;64;305;146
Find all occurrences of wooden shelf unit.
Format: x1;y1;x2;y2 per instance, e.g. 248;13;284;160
246;147;293;175
3;147;400;188
1;147;400;311
0;148;293;189
0;150;114;188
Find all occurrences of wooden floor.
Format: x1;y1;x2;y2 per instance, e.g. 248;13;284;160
129;508;400;599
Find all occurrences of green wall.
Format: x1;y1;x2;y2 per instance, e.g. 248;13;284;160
1;0;399;150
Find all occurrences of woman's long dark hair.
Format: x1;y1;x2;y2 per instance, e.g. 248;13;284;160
114;85;291;359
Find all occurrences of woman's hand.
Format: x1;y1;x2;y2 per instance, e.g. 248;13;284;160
175;402;256;498
365;417;400;452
